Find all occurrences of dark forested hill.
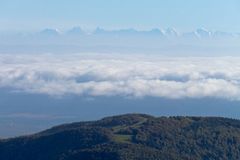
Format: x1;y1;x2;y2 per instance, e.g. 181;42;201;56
1;114;240;160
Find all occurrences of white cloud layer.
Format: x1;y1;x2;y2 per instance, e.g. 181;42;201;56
1;53;240;100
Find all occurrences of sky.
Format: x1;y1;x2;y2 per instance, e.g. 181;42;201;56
1;0;240;32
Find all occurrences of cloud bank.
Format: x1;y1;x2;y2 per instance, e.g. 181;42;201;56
1;54;240;100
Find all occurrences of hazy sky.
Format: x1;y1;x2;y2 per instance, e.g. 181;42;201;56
1;0;240;32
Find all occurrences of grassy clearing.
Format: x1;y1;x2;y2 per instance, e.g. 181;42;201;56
112;134;133;143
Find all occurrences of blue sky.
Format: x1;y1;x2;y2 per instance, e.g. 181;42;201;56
0;0;240;32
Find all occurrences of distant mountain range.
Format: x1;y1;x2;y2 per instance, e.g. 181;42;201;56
1;114;240;160
0;27;239;55
2;27;239;40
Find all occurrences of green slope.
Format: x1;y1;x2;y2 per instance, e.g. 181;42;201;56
1;114;240;160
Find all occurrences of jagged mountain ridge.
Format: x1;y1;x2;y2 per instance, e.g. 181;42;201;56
2;27;239;39
55;27;239;39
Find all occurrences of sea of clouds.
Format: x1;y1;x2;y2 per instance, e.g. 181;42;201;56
1;53;240;100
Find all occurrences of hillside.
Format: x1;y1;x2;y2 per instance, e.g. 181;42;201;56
1;114;240;160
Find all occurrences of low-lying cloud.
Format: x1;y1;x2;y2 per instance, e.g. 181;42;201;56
1;53;240;100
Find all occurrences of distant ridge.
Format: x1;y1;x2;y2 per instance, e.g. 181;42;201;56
2;27;239;39
67;27;85;35
39;28;61;36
